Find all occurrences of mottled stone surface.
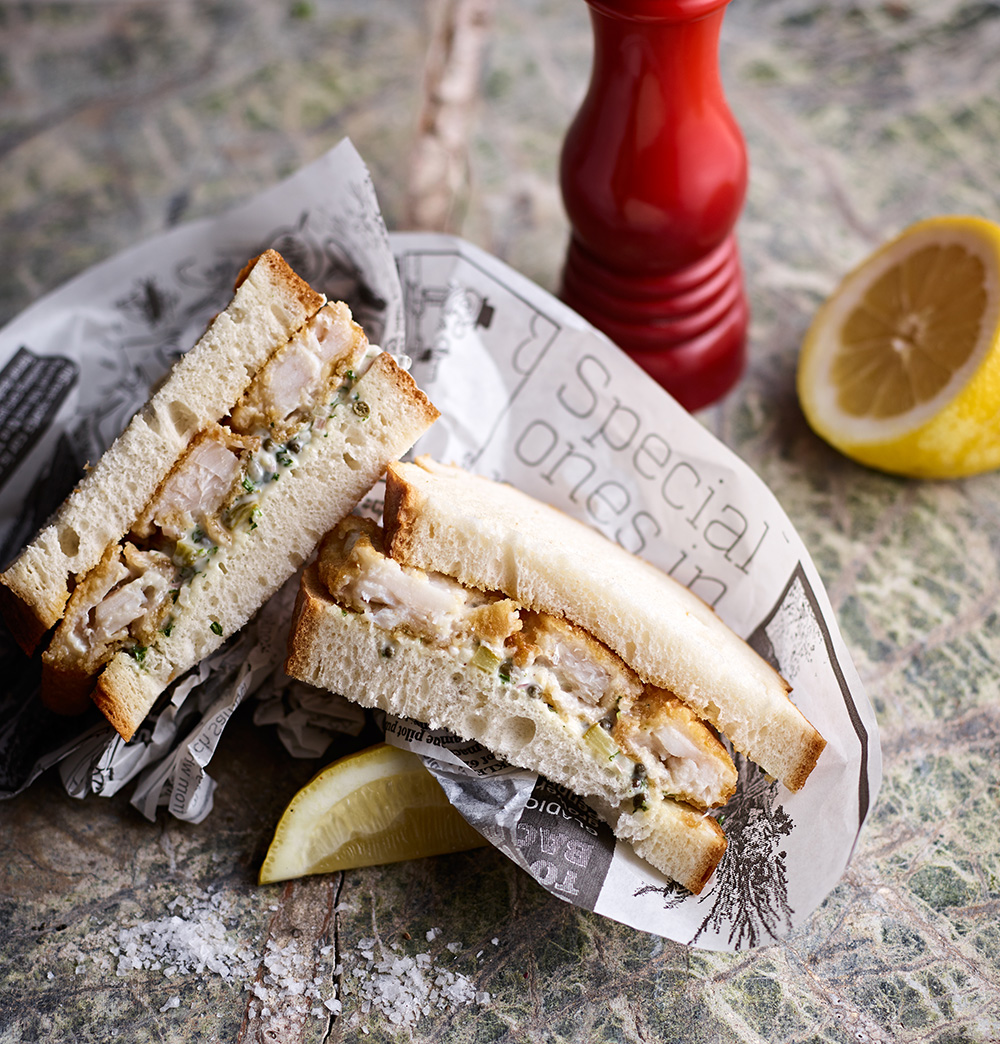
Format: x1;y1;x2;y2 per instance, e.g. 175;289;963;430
2;0;1000;1041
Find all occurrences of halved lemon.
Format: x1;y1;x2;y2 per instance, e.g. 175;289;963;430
797;215;1000;478
259;743;487;884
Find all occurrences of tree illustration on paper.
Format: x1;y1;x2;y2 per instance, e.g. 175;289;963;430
691;751;795;948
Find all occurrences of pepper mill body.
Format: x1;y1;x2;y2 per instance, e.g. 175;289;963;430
559;0;748;411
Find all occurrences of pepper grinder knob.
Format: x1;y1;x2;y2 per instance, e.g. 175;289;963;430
559;0;748;411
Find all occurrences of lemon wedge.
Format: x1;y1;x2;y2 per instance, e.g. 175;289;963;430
259;743;487;884
797;215;1000;478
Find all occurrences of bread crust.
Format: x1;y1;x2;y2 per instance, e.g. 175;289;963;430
91;657;158;741
382;462;425;564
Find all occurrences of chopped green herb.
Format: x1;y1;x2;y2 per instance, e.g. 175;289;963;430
276;451;294;468
130;645;148;666
160;619;174;638
241;476;256;493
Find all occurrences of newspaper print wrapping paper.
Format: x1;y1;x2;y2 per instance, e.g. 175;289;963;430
0;140;880;951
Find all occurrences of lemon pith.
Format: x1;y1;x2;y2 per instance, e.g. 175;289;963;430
259;743;487;885
797;215;1000;478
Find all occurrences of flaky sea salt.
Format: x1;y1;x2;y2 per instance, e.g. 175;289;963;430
111;891;340;1032
112;894;492;1030
344;936;490;1028
113;893;254;981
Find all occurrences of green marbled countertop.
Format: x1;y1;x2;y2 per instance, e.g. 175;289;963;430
1;1;999;1040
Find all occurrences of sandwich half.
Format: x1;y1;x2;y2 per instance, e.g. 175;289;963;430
2;253;441;741
286;515;737;894
285;458;829;892
383;457;827;794
1;250;324;656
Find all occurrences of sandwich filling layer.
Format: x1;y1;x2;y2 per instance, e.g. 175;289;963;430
44;303;377;687
318;517;737;811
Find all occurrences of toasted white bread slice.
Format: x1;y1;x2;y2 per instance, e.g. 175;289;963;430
383;457;826;793
90;352;439;741
285;559;728;894
0;251;325;653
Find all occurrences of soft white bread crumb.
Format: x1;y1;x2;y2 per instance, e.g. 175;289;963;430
384;457;826;793
92;353;439;741
0;251;325;652
285;564;727;894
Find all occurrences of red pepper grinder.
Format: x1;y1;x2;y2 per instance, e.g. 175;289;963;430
559;0;748;411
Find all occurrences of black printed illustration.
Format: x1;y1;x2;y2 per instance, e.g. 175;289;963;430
266;201;392;346
394;247;559;468
635;562;868;948
692;754;795;948
115;276;179;327
512;777;615;912
397;254;496;381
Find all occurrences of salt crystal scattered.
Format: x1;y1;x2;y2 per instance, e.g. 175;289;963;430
342;936;489;1028
111;893;492;1029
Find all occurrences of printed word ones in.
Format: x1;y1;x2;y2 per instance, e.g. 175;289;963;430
514;355;768;600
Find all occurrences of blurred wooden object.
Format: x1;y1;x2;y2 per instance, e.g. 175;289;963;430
406;0;496;232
